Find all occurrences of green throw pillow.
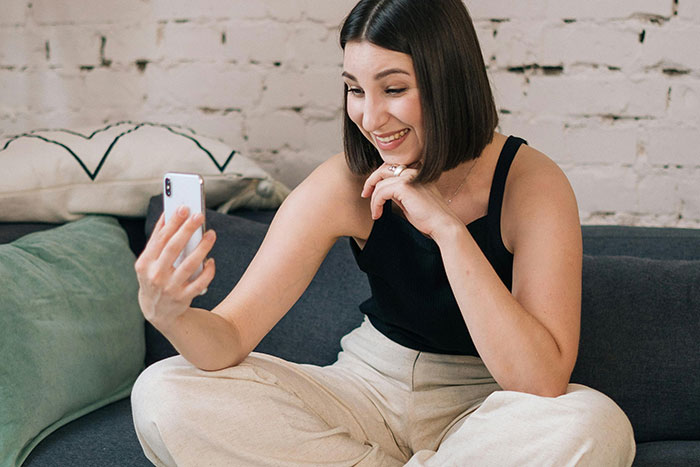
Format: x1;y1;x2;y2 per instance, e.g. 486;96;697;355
0;216;145;467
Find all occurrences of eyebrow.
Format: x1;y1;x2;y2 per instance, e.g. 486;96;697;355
341;68;411;81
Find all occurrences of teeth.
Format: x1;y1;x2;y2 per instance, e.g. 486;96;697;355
376;129;409;143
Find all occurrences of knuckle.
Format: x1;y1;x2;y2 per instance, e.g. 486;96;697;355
147;270;163;287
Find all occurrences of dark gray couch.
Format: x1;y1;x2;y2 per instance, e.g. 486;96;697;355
10;199;700;466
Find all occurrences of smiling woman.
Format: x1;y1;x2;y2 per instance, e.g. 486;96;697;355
130;0;636;465
340;0;498;184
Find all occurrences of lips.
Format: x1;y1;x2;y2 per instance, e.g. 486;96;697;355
373;128;410;150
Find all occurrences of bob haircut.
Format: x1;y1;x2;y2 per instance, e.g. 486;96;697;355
340;0;498;183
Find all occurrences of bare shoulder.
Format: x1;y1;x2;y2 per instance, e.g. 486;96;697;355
501;144;581;254
275;153;371;241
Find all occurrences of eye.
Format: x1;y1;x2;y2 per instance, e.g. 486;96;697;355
347;87;364;96
386;88;407;95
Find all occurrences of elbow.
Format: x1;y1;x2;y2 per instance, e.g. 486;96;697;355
502;369;571;398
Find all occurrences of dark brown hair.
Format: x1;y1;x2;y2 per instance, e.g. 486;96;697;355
340;0;498;182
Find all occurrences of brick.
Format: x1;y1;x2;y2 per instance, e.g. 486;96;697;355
303;118;342;156
465;0;548;20
490;71;528;111
300;0;357;25
261;68;342;110
678;1;700;20
678;170;700;220
497;116;572;164
102;24;159;64
286;23;342;67
639;25;700;70
544;0;671;20
147;64;263;109
564;124;639;165
158;23;225;62
644;127;700;166
303;69;343;109
490;21;541;67
152;0;243;21
539;24;640;68
566;166;638;213
625;75;670;117
247;111;306;150
637;170;681;215
0;28;45;66
526;73;668;117
0;2;26;25
474;22;498;62
667;78;700;122
0;70;29;110
264;1;304;22
222;20;290;63
261;70;308;108
32;0;150;24
79;69;145;109
0;69;86;112
272;148;324;187
144;110;248;152
45;26;102;66
525;74;626;116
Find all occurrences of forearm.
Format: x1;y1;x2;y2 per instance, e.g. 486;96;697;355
434;222;571;396
150;307;245;371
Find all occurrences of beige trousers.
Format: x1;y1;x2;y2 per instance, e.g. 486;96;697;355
131;318;636;466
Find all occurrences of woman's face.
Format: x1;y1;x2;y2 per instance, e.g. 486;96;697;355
342;41;424;167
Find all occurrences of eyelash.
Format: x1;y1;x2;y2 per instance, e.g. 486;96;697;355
346;87;407;96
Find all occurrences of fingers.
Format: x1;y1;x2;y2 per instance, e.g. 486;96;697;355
362;163;405;199
364;165;418;219
156;212;206;272
182;257;216;298
170;229;217;287
139;206;190;264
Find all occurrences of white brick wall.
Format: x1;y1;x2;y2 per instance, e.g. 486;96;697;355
0;0;698;227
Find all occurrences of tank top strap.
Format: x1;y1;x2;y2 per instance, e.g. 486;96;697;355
487;136;527;242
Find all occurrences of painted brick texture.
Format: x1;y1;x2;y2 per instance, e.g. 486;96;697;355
0;0;698;226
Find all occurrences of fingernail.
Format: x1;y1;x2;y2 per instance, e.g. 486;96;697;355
193;212;204;222
178;206;189;217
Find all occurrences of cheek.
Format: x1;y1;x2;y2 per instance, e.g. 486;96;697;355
346;98;363;128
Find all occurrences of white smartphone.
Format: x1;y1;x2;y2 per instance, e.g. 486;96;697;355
163;172;206;283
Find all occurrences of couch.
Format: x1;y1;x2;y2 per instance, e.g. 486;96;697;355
5;197;699;467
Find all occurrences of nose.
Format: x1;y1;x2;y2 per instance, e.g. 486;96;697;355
361;94;388;133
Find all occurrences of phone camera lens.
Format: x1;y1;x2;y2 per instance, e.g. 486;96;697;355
165;178;172;197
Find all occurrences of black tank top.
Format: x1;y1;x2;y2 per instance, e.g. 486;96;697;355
350;136;526;356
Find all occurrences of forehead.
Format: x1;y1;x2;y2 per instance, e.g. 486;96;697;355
343;41;415;78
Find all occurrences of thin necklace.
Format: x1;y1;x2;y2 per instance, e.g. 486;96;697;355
446;159;478;204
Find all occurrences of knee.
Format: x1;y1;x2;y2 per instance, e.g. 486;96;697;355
556;384;636;466
131;356;192;436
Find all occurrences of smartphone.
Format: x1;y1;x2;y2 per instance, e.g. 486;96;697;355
163;172;206;283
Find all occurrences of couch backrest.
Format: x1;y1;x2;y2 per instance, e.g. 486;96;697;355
575;225;700;443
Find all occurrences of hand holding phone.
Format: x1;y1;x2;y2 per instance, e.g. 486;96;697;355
163;173;207;285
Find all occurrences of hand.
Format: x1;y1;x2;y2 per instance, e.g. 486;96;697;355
134;206;217;330
361;163;461;239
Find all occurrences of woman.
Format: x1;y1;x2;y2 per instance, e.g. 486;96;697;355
131;0;635;465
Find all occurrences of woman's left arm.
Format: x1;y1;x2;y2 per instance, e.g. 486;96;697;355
366;150;582;397
434;152;582;397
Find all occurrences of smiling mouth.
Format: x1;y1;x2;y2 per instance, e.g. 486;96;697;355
375;129;410;143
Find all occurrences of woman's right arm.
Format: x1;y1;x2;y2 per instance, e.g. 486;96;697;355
135;153;367;371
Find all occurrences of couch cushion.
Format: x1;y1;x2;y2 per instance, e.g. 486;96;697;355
22;399;150;467
0;121;287;222
0;216;145;467
634;440;700;467
144;196;368;367
582;225;700;260
571;255;700;443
